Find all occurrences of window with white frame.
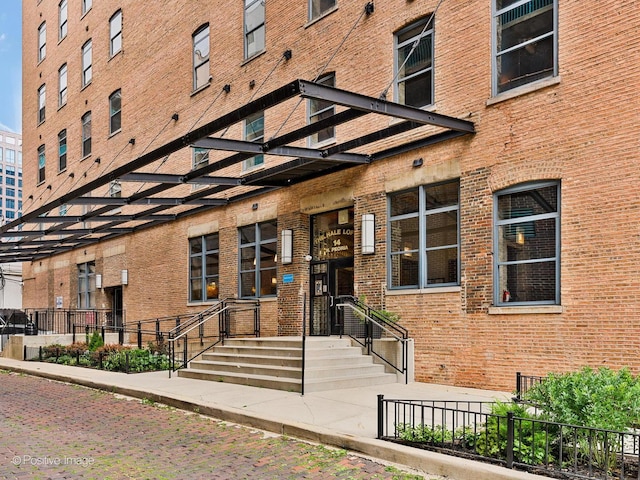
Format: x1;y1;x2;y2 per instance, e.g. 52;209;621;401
193;25;210;90
59;0;67;40
38;22;46;62
308;73;335;146
81;111;91;157
81;40;92;87
37;145;46;184
109;89;122;134
58;64;67;107
239;221;277;297
395;16;434;108
38;84;46;124
243;111;264;170
244;0;265;59
78;261;96;309
58;129;67;171
494;181;560;305
388;180;459;289
82;0;92;16
493;0;557;95
110;10;122;57
189;233;219;302
309;0;336;21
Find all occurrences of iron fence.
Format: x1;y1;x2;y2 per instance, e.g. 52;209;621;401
515;371;546;401
22;308;119;334
377;396;640;479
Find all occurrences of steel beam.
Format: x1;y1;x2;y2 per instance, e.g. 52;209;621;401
298;80;475;133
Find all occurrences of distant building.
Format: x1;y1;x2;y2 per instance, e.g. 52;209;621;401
0;130;23;310
0;130;22;225
9;0;640;390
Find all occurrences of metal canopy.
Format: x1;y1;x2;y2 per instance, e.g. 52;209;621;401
0;79;474;263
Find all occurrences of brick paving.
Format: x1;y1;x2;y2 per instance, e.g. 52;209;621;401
0;371;438;480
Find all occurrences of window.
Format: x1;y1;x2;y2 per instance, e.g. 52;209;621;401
493;0;557;94
192;25;210;90
109;10;122;57
309;0;336;21
82;0;92;16
38;84;46;124
78;262;96;309
6;199;15;210
38;22;46;62
82;40;92;87
189;234;219;302
109;89;122;134
109;180;121;198
239;221;277;297
191;147;209;190
6;188;15;197
244;0;265;59
58;130;67;171
59;0;67;40
6;177;14;186
81;112;92;157
37;145;46;184
5;149;13;164
59;204;68;216
308;73;335;145
388;180;459;289
58;64;67;106
494;181;560;305
395;16;434;108
243;111;264;170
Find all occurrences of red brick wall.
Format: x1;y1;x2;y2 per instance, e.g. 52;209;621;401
21;0;640;391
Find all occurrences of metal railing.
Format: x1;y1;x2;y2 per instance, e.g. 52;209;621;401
514;371;546;401
377;396;640;479
335;295;409;383
22;308;121;334
167;299;260;375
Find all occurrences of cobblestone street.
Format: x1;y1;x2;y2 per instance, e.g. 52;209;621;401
0;371;434;479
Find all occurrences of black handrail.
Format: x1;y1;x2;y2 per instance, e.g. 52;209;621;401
335;295;409;383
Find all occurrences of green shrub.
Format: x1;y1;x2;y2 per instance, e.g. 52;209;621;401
103;348;170;373
524;367;640;471
88;331;104;351
475;402;553;466
525;367;640;430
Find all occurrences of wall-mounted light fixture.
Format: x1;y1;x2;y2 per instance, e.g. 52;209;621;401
281;229;293;264
95;274;102;289
361;214;375;254
121;269;128;285
412;157;423;168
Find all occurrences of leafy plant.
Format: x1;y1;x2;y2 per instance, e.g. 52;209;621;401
524;366;640;471
475;402;553;466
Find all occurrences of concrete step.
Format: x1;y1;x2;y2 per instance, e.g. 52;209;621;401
178;336;402;392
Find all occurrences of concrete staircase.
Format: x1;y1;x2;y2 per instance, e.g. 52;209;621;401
177;336;398;393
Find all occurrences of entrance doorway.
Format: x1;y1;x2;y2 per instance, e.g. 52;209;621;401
309;208;354;336
107;286;124;328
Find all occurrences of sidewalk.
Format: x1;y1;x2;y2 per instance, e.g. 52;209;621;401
0;357;548;480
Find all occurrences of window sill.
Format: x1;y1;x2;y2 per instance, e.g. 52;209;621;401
57;102;66;112
488;305;564;315
80;153;92;162
242;162;266;173
108;129;122;139
487;76;561;106
109;50;123;62
309;138;337;149
81;81;92;92
241;50;266;66
305;6;338;28
187;300;221;307
386;286;461;295
191;81;212;97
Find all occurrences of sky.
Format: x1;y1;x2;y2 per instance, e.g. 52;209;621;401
0;0;22;134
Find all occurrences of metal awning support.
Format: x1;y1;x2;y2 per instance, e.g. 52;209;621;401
0;79;475;262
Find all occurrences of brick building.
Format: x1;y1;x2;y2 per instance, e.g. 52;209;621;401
8;0;640;390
